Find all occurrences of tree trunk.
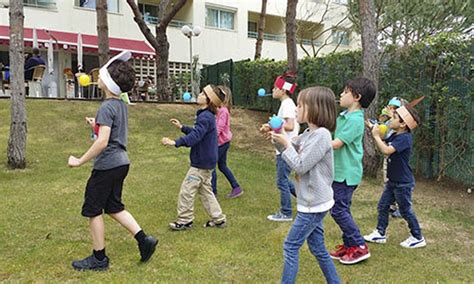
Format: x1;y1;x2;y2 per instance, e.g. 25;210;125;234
7;0;27;169
359;0;380;177
96;0;109;67
254;0;268;60
156;26;171;101
286;0;298;73
126;0;187;101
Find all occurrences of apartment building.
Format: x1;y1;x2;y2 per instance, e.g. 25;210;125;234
0;0;358;97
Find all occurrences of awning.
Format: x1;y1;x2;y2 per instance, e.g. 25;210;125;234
0;25;155;56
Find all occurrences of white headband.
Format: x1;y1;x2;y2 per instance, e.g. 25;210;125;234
99;50;132;95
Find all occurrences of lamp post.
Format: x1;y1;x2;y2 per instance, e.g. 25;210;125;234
181;25;201;99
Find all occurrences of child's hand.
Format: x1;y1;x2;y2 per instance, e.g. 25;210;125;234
85;117;95;128
271;131;290;149
170;119;182;129
162;137;176;146
68;155;82;167
385;106;395;118
371;124;381;137
259;123;271;133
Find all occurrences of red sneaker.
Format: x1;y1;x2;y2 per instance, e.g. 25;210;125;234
339;244;370;265
329;244;347;260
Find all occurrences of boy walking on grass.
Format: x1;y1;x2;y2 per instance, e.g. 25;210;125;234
364;103;426;248
68;51;158;271
329;77;375;265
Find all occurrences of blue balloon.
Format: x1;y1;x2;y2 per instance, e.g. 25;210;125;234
257;88;266;97
269;115;284;131
183;92;191;102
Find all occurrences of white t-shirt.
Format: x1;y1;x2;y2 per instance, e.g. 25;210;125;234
276;97;300;154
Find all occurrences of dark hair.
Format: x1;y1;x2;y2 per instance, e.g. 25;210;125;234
399;105;421;132
344;77;376;108
32;48;40;56
298;86;337;132
107;60;135;92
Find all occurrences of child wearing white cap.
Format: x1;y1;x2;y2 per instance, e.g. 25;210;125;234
68;51;158;271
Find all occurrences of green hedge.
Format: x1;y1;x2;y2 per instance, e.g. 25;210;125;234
202;33;472;186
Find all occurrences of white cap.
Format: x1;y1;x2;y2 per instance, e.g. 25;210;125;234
99;50;132;95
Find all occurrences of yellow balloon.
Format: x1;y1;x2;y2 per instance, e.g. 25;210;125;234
379;124;388;137
79;74;91;87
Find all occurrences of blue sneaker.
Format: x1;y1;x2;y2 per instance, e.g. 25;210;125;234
267;211;292;222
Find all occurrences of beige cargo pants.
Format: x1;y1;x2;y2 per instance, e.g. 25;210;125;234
176;167;226;224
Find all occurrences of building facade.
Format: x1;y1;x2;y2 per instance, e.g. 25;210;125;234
0;0;358;98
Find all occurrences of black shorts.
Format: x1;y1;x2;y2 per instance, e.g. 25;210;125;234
81;165;129;217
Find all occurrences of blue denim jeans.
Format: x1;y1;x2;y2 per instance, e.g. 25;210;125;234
376;181;423;239
330;181;365;247
276;154;296;216
282;211;340;284
212;142;240;194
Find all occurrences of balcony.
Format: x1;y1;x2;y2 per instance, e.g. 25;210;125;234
144;15;192;29
247;31;285;42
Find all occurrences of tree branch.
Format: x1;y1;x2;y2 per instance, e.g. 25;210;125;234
126;0;159;50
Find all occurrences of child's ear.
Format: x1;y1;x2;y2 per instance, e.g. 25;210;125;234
354;93;362;102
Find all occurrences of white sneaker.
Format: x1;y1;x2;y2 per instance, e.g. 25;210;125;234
400;235;426;248
364;230;387;243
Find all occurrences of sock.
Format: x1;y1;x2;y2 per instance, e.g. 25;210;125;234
93;248;106;261
134;230;146;244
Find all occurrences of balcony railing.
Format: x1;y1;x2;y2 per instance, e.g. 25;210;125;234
248;31;323;46
23;0;56;9
248;31;285;42
301;38;323;46
144;15;191;28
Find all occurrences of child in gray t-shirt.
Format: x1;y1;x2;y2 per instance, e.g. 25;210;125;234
67;51;157;271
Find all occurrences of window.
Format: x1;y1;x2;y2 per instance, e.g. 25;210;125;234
332;30;350;45
139;3;159;24
75;0;120;13
23;0;56;9
206;7;235;30
248;22;257;33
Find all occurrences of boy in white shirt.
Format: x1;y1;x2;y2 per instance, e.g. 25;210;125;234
261;73;300;221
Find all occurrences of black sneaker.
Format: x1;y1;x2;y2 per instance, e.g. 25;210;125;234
72;254;109;271
169;221;193;231
203;220;227;228
138;236;158;262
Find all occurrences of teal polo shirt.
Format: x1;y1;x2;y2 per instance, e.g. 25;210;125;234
333;109;365;186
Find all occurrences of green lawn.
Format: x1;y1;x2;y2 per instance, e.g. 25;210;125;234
0;100;472;282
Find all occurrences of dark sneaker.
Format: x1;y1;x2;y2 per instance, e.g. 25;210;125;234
138;236;158;262
329;244;347;260
203;220;227;228
169;221;193;231
339;244;371;265
227;187;243;199
391;209;402;218
72;254;109;271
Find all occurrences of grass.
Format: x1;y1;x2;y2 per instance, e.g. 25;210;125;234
0;99;473;282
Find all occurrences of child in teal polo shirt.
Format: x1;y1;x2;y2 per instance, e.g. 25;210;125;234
329;77;376;265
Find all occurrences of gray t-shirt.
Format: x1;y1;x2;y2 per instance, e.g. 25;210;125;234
93;98;129;170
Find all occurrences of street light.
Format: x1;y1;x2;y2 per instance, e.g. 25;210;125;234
181;25;201;99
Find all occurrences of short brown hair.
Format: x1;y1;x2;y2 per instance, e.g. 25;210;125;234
107;60;135;92
298;86;337;132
